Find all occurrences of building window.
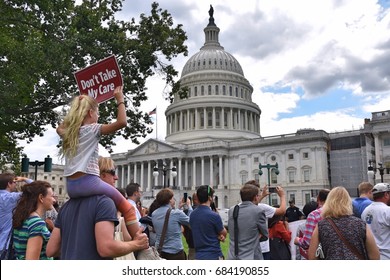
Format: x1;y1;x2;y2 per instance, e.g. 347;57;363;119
229;86;233;96
59;188;62;195
271;155;276;161
288;154;294;160
240;171;248;185
188;87;192;97
222;85;226;95
253;157;259;163
44;176;47;180
288;170;295;183
303;169;310;182
200;112;204;128
254;173;259;183
241;158;246;165
216;111;220;127
52;176;55;180
215;85;219;95
384;138;390;146
194;86;198;96
208;85;212;95
235;87;238;97
271;169;278;184
303;152;309;159
304;192;311;204
207;112;212;127
201;85;204;95
60;177;63;181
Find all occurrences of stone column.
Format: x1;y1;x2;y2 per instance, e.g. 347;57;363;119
201;156;205;185
140;162;144;190
210;156;213;187
127;163;131;185
219;155;223;187
147;161;151;192
193;158;196;187
178;158;182;189
185;159;188;188
133;163;137;185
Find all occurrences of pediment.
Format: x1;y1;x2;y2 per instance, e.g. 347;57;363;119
128;139;179;157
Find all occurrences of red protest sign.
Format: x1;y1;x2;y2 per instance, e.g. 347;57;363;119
74;55;123;104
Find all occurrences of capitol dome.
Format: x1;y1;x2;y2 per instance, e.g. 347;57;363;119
165;9;261;144
181;47;244;77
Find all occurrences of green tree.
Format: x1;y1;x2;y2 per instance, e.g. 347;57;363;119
0;0;188;168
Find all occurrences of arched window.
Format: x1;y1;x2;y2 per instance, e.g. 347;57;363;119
208;85;212;95
215;85;219;95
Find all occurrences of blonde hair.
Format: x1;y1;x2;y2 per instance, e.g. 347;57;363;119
61;95;98;159
321;186;352;218
98;157;114;174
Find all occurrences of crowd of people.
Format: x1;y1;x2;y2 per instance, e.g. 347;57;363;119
1;86;389;260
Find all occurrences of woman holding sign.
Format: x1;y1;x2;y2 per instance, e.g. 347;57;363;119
57;86;141;239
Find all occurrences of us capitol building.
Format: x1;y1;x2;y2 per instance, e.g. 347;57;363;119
111;10;390;208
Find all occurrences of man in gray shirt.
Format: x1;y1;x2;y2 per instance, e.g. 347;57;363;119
228;181;268;260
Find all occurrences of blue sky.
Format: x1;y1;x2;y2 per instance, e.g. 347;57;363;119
20;0;390;163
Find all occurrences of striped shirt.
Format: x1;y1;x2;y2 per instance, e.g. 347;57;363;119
296;207;323;250
13;216;52;260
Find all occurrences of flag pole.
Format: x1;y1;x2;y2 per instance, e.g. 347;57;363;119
155;106;158;140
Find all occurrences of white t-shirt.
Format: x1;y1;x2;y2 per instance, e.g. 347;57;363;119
258;203;276;253
361;201;390;260
64;123;102;177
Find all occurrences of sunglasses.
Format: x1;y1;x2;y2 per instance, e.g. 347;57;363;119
103;169;116;176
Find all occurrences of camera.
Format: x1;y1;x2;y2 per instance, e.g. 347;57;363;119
268;187;276;193
183;192;188;202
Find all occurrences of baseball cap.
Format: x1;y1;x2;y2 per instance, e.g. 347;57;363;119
372;183;390;195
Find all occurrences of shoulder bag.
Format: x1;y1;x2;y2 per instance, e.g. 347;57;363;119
233;204;240;258
136;208;172;260
326;218;365;260
114;217;136;260
0;229;15;260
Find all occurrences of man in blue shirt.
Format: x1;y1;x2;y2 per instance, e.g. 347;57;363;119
352;181;373;218
190;185;227;260
46;194;148;259
0;173;33;259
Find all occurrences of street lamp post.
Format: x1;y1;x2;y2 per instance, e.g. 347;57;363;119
153;162;177;188
258;162;279;205
21;155;52;180
368;160;385;183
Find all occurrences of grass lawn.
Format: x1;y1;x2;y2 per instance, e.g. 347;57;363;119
182;232;230;259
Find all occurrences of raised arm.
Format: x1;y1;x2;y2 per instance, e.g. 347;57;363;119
101;86;127;135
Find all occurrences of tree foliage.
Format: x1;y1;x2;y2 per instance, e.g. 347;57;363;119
0;0;188;168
